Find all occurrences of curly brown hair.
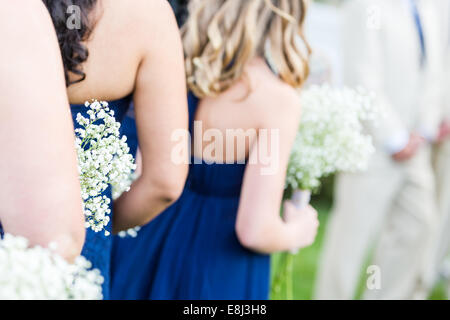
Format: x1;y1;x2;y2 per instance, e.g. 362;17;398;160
42;0;97;87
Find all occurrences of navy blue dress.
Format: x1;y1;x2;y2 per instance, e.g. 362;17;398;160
110;94;270;300
71;96;131;300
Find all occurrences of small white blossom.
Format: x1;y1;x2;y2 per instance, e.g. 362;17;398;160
0;234;103;300
117;226;141;239
286;85;379;192
75;100;137;235
112;171;138;201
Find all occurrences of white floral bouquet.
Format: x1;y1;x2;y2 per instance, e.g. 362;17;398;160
285;84;378;197
273;84;379;300
75;100;136;235
0;234;103;300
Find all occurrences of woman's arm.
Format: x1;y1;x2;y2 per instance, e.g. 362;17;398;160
113;0;189;232
0;0;85;261
235;84;319;254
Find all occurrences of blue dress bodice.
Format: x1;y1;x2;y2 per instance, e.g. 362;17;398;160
185;93;246;197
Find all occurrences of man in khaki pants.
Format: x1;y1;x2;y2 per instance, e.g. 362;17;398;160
315;0;446;300
426;2;450;296
429;89;450;298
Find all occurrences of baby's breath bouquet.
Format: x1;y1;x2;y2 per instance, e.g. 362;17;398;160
272;84;379;300
75;100;136;235
285;84;378;197
0;234;103;300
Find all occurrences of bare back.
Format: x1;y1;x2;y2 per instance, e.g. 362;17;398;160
193;57;301;164
67;0;168;103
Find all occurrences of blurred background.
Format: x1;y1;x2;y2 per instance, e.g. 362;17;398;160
270;0;449;300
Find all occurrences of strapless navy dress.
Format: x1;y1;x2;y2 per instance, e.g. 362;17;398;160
110;94;270;300
71;96;131;300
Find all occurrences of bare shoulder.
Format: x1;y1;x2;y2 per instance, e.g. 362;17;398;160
0;0;46;15
132;0;175;21
133;0;179;42
102;0;179;50
0;0;60;65
0;0;66;106
103;0;176;32
244;59;302;130
0;0;54;35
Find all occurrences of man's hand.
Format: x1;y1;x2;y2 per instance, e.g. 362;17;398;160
392;133;425;162
436;120;450;143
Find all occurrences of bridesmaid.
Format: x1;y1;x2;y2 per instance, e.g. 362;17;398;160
0;0;84;262
43;0;188;299
111;0;319;300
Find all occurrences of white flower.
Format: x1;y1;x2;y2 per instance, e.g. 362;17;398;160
286;85;379;192
0;234;103;300
117;226;142;239
112;171;138;201
75;100;137;235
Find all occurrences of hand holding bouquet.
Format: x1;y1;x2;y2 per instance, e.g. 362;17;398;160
272;84;379;300
285;84;378;248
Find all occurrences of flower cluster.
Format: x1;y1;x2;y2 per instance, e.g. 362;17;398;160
75;100;136;235
286;85;378;192
0;234;103;300
117;226;141;239
112;172;138;201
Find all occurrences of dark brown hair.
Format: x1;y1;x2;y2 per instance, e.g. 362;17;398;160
42;0;97;86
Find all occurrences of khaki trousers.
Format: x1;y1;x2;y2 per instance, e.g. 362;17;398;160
423;140;450;296
314;147;437;300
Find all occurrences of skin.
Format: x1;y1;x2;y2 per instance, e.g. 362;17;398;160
66;0;188;232
392;132;426;162
436;120;450;143
0;0;85;261
193;58;319;254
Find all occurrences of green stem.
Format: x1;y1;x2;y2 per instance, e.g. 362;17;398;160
285;253;294;300
271;253;286;299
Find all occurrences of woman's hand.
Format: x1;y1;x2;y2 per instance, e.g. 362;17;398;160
283;202;319;250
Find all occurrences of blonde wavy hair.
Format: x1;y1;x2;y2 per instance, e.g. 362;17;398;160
182;0;311;98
